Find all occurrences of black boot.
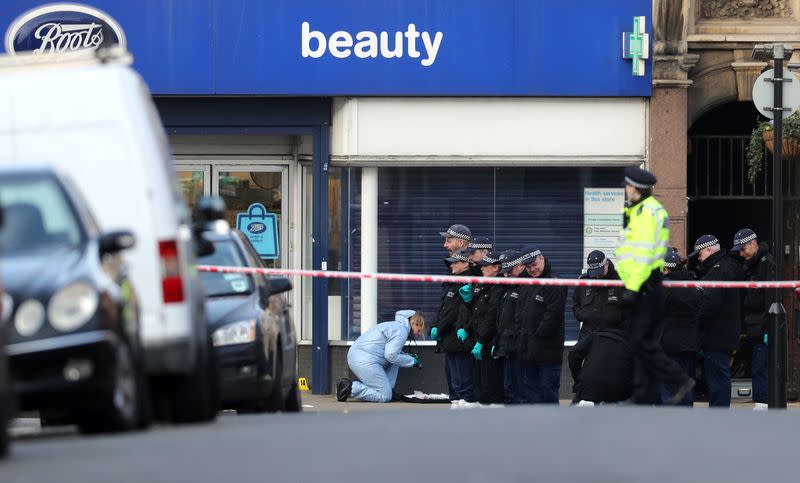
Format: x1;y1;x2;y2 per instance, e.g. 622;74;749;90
336;378;352;402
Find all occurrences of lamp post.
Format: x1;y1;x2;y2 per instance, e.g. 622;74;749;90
752;43;793;409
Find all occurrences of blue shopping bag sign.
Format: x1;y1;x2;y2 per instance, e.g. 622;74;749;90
236;203;279;259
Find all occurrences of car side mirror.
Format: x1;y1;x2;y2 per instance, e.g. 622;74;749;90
99;230;136;256
269;277;292;295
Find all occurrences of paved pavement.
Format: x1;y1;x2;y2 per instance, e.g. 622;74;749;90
4;394;800;483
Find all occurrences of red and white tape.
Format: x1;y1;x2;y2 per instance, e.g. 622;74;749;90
195;265;800;290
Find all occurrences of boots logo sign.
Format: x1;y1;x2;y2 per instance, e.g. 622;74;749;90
4;3;126;55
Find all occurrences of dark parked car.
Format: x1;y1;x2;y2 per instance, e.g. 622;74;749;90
196;198;301;413
1;259;11;457
0;167;148;433
0;329;9;458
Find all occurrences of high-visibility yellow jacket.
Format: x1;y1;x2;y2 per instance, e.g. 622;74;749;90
615;196;670;292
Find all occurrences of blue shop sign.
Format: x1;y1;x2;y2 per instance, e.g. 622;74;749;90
4;3;125;55
236;203;279;260
1;1;651;96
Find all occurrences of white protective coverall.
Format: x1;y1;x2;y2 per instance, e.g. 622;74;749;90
347;310;417;402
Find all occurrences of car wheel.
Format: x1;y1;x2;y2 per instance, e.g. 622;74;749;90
284;377;302;413
77;341;140;433
168;338;219;423
135;357;153;430
0;427;7;459
266;347;285;413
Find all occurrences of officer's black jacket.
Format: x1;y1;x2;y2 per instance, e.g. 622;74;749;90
572;264;625;339
466;280;505;355
433;272;472;353
568;328;633;403
469;263;483;277
741;243;776;337
515;261;567;364
493;272;529;356
695;250;741;352
660;268;701;353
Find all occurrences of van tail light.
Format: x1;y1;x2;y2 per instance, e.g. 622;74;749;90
159;240;184;303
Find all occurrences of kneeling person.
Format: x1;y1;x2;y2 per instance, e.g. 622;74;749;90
337;310;425;402
568;328;634;404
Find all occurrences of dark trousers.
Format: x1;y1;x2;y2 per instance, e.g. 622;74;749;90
445;352;475;402
752;341;768;404
521;360;561;404
630;273;690;404
475;357;504;404
503;355;526;404
704;351;731;408
660;351;696;406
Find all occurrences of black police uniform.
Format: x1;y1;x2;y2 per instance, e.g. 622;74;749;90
572;263;625;340
568;328;634;404
516;259;567;404
660;267;701;406
494;271;527;404
694;247;741;408
433;259;474;402
739;241;775;404
467;281;505;404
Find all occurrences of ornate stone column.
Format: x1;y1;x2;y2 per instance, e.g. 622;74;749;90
651;0;698;255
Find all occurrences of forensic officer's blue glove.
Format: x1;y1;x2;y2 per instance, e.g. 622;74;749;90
430;327;440;341
764;333;768;345
412;354;421;367
459;284;473;302
457;328;468;343
471;342;483;360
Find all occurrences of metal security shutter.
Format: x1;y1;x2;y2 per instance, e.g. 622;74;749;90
348;166;624;341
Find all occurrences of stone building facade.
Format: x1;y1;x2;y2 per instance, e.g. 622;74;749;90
651;0;800;398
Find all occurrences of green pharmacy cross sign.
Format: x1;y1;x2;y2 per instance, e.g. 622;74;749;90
622;16;650;77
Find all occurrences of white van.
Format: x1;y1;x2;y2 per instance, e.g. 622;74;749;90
0;49;217;423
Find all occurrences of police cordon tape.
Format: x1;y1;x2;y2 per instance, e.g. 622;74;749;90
195;265;800;290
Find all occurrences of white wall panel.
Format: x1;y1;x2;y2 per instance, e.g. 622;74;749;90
331;97;648;162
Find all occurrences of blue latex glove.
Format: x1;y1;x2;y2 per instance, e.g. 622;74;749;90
430;327;440;341
491;345;498;359
457;328;468;343
459;284;473;302
412;354;421;367
764;333;768;345
471;342;483;360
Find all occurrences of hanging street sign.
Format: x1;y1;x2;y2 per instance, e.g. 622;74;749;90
622;16;649;77
752;68;800;120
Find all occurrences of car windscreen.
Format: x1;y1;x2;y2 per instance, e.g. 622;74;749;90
198;239;254;297
0;173;85;255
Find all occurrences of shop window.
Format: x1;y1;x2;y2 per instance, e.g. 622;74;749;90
334;166;624;341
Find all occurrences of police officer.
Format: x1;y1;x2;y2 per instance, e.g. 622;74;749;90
660;248;701;406
466;236;493;264
430;249;475;405
573;250;625;340
731;228;774;410
465;251;506;405
568;325;634;405
689;234;741;408
460;235;491;280
515;246;567;404
492;250;528;404
616;167;694;405
440;224;471;256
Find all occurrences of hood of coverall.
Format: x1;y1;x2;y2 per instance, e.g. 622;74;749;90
394;309;416;330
